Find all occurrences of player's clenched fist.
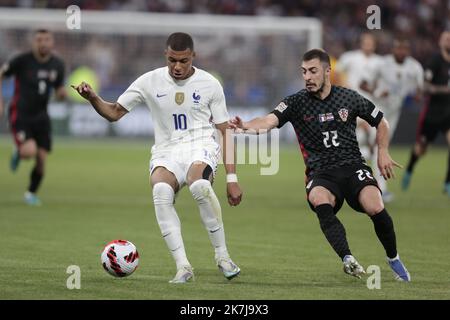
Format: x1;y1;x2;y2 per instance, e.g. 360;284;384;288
227;182;243;206
71;82;97;101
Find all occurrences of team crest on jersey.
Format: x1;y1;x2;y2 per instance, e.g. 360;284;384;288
319;113;334;122
192;91;201;104
175;92;184;105
338;108;348;122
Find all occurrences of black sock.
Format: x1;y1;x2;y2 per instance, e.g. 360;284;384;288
28;167;43;193
446;149;450;184
314;204;351;260
370;209;397;259
406;150;419;173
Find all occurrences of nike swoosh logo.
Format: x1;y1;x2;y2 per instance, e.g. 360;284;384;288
156;93;167;98
210;227;221;234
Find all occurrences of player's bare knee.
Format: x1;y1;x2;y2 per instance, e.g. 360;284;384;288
308;187;335;207
19;142;37;159
363;199;384;216
151;167;178;191
186;161;212;186
359;186;384;216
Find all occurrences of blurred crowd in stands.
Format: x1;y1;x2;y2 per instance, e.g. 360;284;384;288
0;0;448;107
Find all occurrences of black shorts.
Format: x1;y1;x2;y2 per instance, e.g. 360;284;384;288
10;115;52;152
305;164;381;214
417;109;450;143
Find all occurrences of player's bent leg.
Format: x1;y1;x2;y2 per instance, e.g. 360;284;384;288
307;186;336;208
19;139;38;159
11;139;37;172
403;140;427;191
24;147;46;206
151;168;192;283
358;185;384;216
308;187;361;277
187;162;240;280
359;186;410;281
10;149;21;172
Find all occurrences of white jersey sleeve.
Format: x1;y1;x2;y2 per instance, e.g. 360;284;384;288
117;74;146;111
209;80;229;124
336;51;353;73
413;60;424;91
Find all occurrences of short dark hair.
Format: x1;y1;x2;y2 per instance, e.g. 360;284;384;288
166;32;194;51
393;36;410;47
302;49;330;66
34;28;51;35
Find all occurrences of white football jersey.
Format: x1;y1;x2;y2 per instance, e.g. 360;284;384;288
336;50;382;100
370;54;424;112
117;66;229;150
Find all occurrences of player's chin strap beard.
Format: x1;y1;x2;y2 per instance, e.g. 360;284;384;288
312;79;325;98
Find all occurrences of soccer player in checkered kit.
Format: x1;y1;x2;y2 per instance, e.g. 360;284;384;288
230;49;411;281
0;29;66;206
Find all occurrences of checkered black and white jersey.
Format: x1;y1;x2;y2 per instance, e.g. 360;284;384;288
271;86;383;177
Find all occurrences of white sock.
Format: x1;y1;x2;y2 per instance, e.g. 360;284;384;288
189;179;229;260
388;254;400;262
153;182;190;270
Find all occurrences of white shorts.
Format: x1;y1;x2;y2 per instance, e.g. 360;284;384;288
149;140;221;187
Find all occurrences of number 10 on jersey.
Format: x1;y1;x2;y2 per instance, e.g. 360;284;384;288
173;114;187;130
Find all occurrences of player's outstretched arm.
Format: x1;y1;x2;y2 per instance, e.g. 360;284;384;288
71;81;128;122
376;118;402;180
216;121;243;207
228;114;279;134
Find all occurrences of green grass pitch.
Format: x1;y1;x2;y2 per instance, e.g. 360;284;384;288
0;136;449;299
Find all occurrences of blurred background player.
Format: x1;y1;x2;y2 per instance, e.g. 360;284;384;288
72;32;243;283
230;49;411;282
360;38;424;202
335;33;390;200
402;31;450;197
0;29;66;206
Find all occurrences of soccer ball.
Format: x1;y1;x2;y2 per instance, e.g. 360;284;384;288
101;240;139;277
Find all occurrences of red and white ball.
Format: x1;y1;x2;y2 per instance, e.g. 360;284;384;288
101;240;139;277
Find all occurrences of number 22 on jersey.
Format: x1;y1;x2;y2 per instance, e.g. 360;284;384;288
322;130;339;148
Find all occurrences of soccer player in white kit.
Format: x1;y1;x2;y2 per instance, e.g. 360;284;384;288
360;38;424;199
336;33;382;98
72;32;243;283
336;33;382;166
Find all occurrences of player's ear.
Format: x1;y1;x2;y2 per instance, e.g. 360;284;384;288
192;50;196;59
